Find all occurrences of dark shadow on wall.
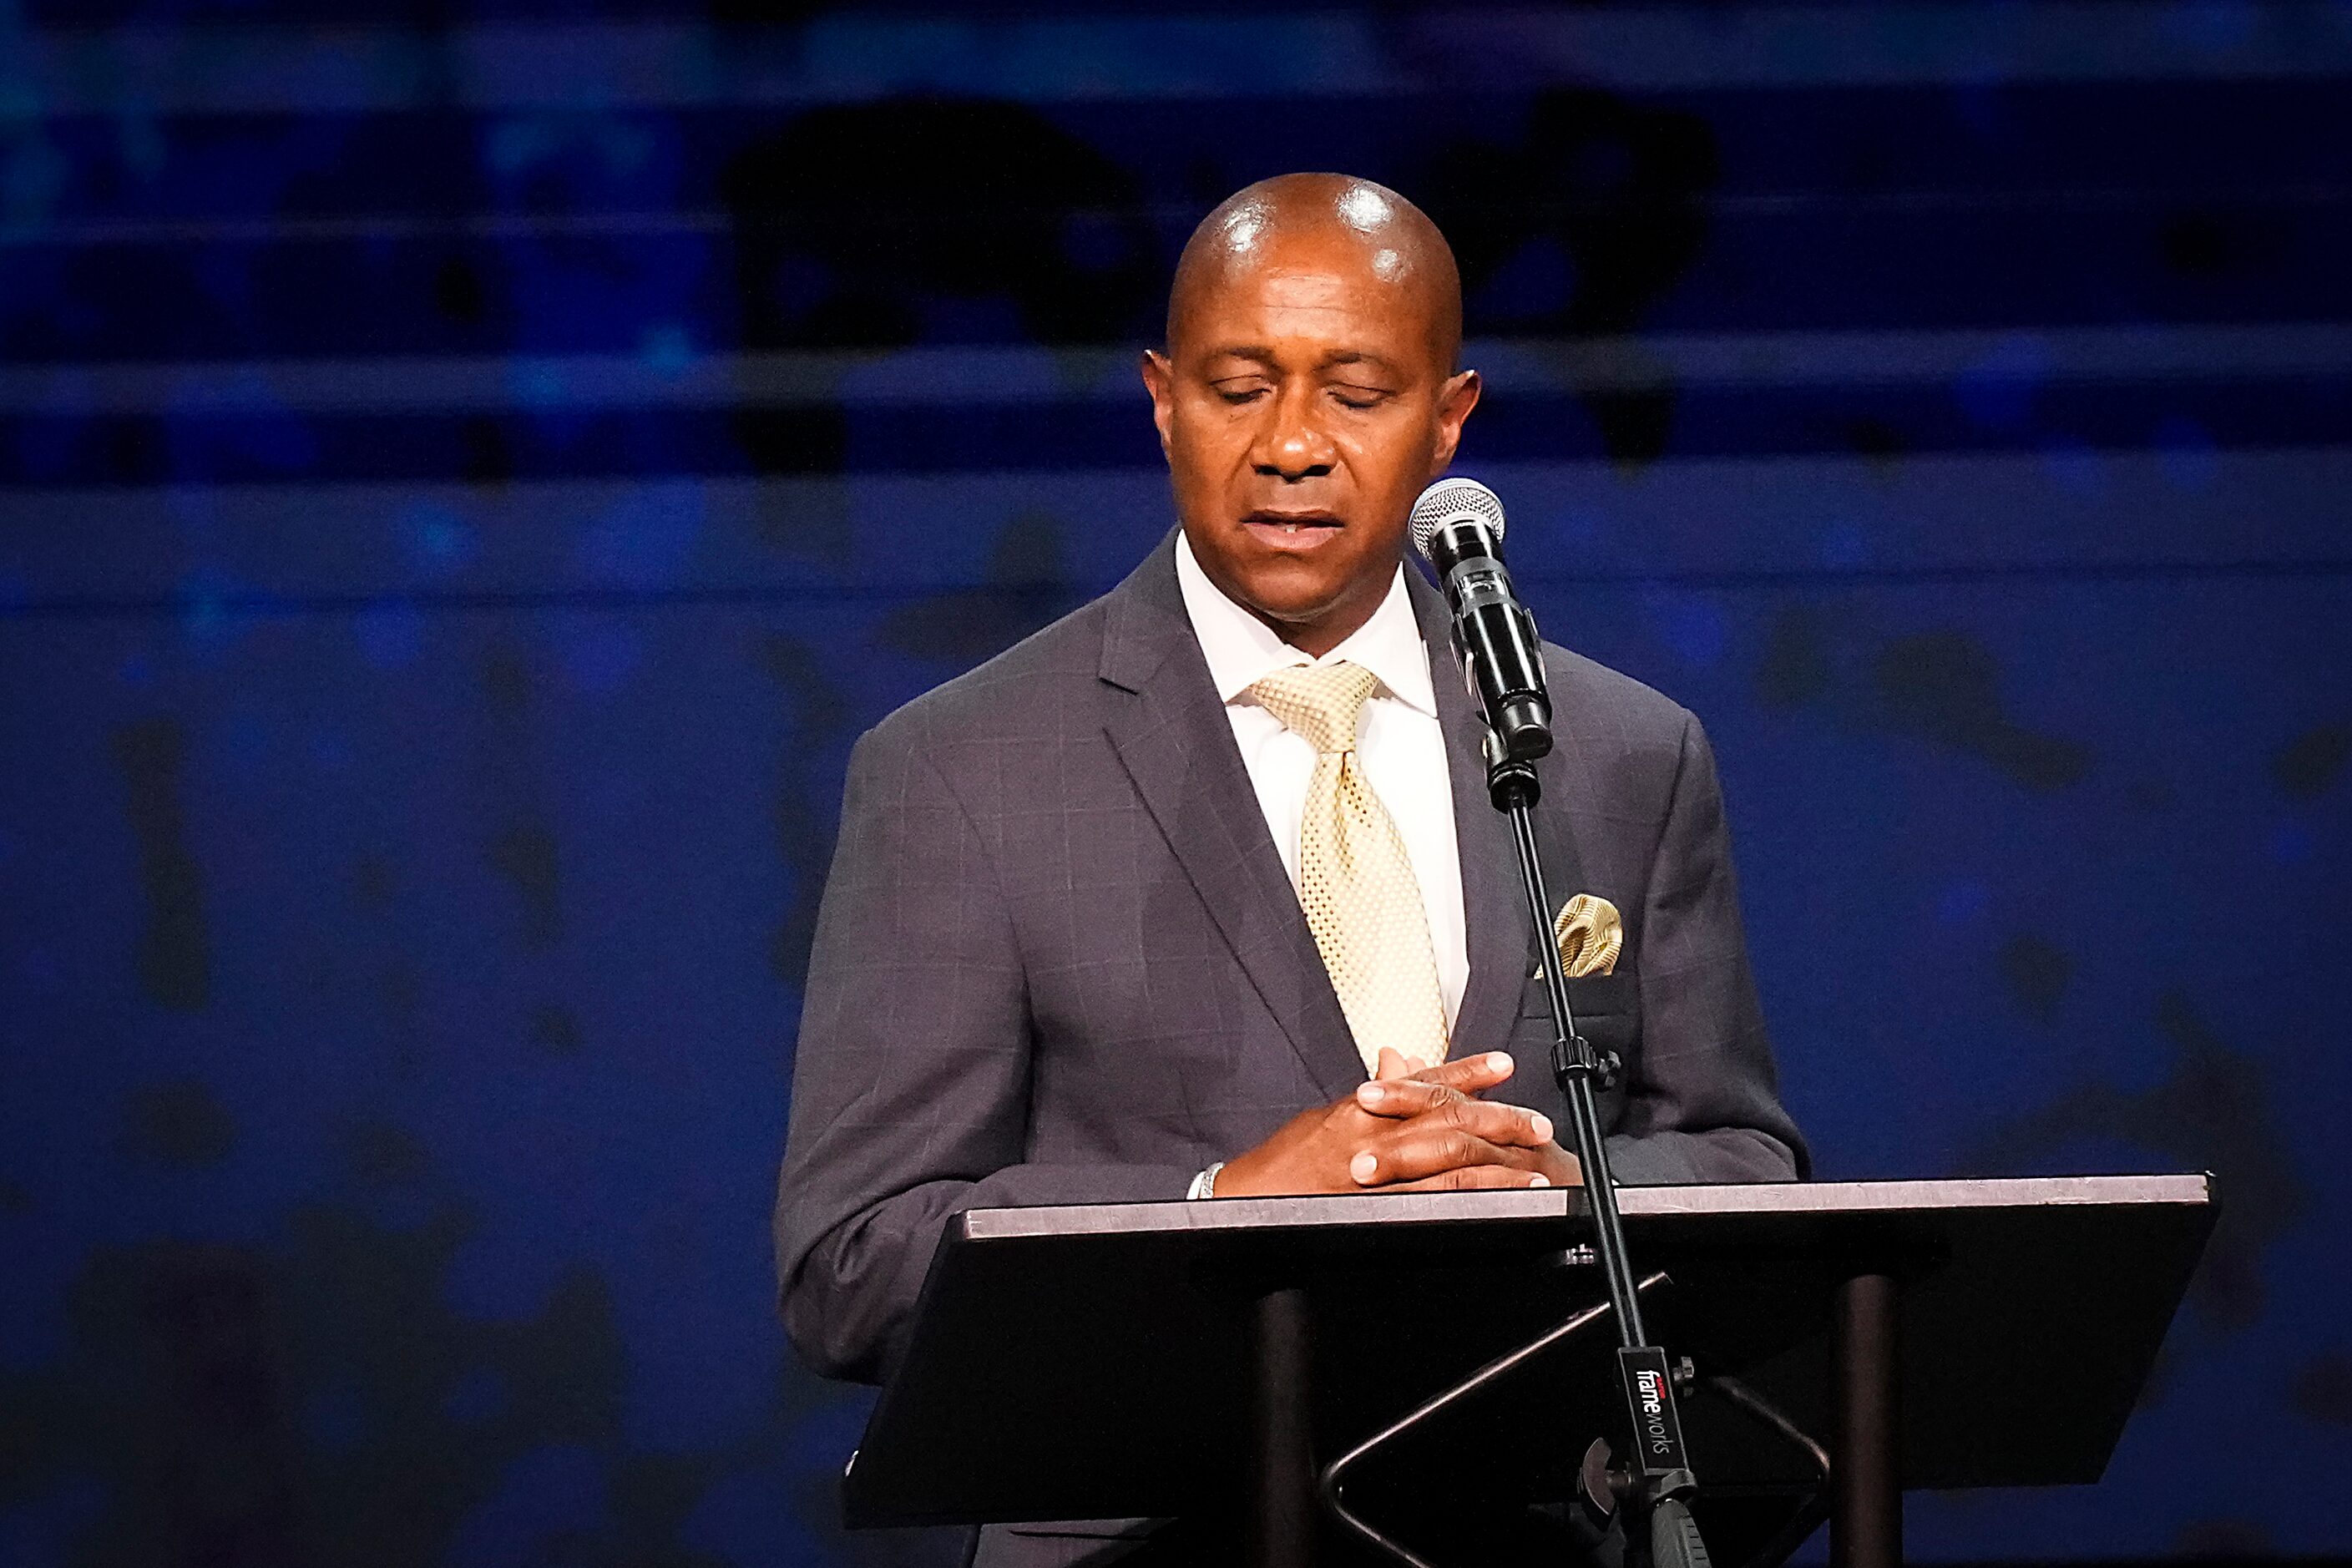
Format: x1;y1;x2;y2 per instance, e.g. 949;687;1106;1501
761;633;857;989
876;508;1081;668
0;1203;633;1566
721;99;1157;352
1425;89;1722;468
720;98;1161;547
1754;606;2096;794
110;718;211;1013
1973;991;2312;1336
0;1132;959;1566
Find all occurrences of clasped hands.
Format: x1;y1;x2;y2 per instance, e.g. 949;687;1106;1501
1216;1049;1581;1197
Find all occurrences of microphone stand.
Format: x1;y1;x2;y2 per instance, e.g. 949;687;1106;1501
1487;738;1713;1568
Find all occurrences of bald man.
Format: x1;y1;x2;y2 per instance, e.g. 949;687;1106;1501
776;175;1804;1564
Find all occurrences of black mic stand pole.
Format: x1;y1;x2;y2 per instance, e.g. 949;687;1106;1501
1486;739;1713;1568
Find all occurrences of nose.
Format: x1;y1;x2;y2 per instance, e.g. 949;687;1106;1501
1248;383;1338;481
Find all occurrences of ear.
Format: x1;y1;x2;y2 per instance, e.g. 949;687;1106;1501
1429;368;1482;473
1140;350;1176;458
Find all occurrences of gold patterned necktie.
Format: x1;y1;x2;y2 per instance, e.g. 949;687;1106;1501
1249;661;1450;1075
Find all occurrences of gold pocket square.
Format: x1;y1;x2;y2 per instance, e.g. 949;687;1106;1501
1549;893;1623;979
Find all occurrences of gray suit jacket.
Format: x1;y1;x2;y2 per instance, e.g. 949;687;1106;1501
775;535;1805;1560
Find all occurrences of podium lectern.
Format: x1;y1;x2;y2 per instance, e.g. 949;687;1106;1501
842;1175;2213;1568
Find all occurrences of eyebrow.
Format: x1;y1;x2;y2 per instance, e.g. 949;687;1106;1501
1202;347;1406;377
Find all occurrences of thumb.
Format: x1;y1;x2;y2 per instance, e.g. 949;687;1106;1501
1374;1048;1413;1081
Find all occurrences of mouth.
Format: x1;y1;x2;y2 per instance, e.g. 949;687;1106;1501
1240;509;1345;549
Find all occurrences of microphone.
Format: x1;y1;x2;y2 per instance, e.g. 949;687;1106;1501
1408;477;1552;764
1414;497;1707;1568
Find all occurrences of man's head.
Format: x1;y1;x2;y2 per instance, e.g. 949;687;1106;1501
1141;174;1479;655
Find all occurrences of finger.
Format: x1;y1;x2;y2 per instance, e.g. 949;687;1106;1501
1355;1052;1515;1117
1373;1090;1552;1142
1379;1164;1555;1193
1405;1050;1515;1095
1354;1084;1553;1147
1440;1097;1553;1149
1349;1125;1545;1186
1374;1048;1413;1081
1353;1075;1459;1119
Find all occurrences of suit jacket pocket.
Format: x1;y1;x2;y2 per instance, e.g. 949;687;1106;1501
1516;969;1641;1073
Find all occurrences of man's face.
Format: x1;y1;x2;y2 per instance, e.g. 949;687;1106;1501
1142;229;1479;655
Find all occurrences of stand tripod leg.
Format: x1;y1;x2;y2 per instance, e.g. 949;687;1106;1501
1831;1272;1901;1568
1251;1287;1317;1568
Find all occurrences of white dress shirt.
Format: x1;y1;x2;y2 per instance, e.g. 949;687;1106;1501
1175;532;1469;1029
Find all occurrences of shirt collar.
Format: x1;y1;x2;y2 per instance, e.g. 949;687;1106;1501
1174;530;1438;717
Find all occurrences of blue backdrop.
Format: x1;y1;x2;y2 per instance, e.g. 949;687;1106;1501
3;3;2349;1563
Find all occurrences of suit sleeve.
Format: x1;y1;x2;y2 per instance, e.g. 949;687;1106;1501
1605;711;1811;1185
775;718;1197;1384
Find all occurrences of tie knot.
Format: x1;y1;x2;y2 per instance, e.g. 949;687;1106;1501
1250;662;1378;755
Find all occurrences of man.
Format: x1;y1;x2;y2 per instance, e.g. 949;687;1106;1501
776;174;1805;1563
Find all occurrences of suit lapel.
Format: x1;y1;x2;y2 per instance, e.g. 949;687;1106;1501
1099;536;1368;1101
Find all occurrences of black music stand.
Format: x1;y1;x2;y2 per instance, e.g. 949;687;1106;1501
841;1175;2214;1568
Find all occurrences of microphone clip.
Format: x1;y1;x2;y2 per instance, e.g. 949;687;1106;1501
1482;726;1544;811
1553;1030;1623;1093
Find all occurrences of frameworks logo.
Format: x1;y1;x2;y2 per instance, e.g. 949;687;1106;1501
1637;1368;1672;1453
1624;1357;1681;1461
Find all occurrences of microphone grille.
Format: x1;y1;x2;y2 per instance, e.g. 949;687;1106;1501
1408;477;1506;560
